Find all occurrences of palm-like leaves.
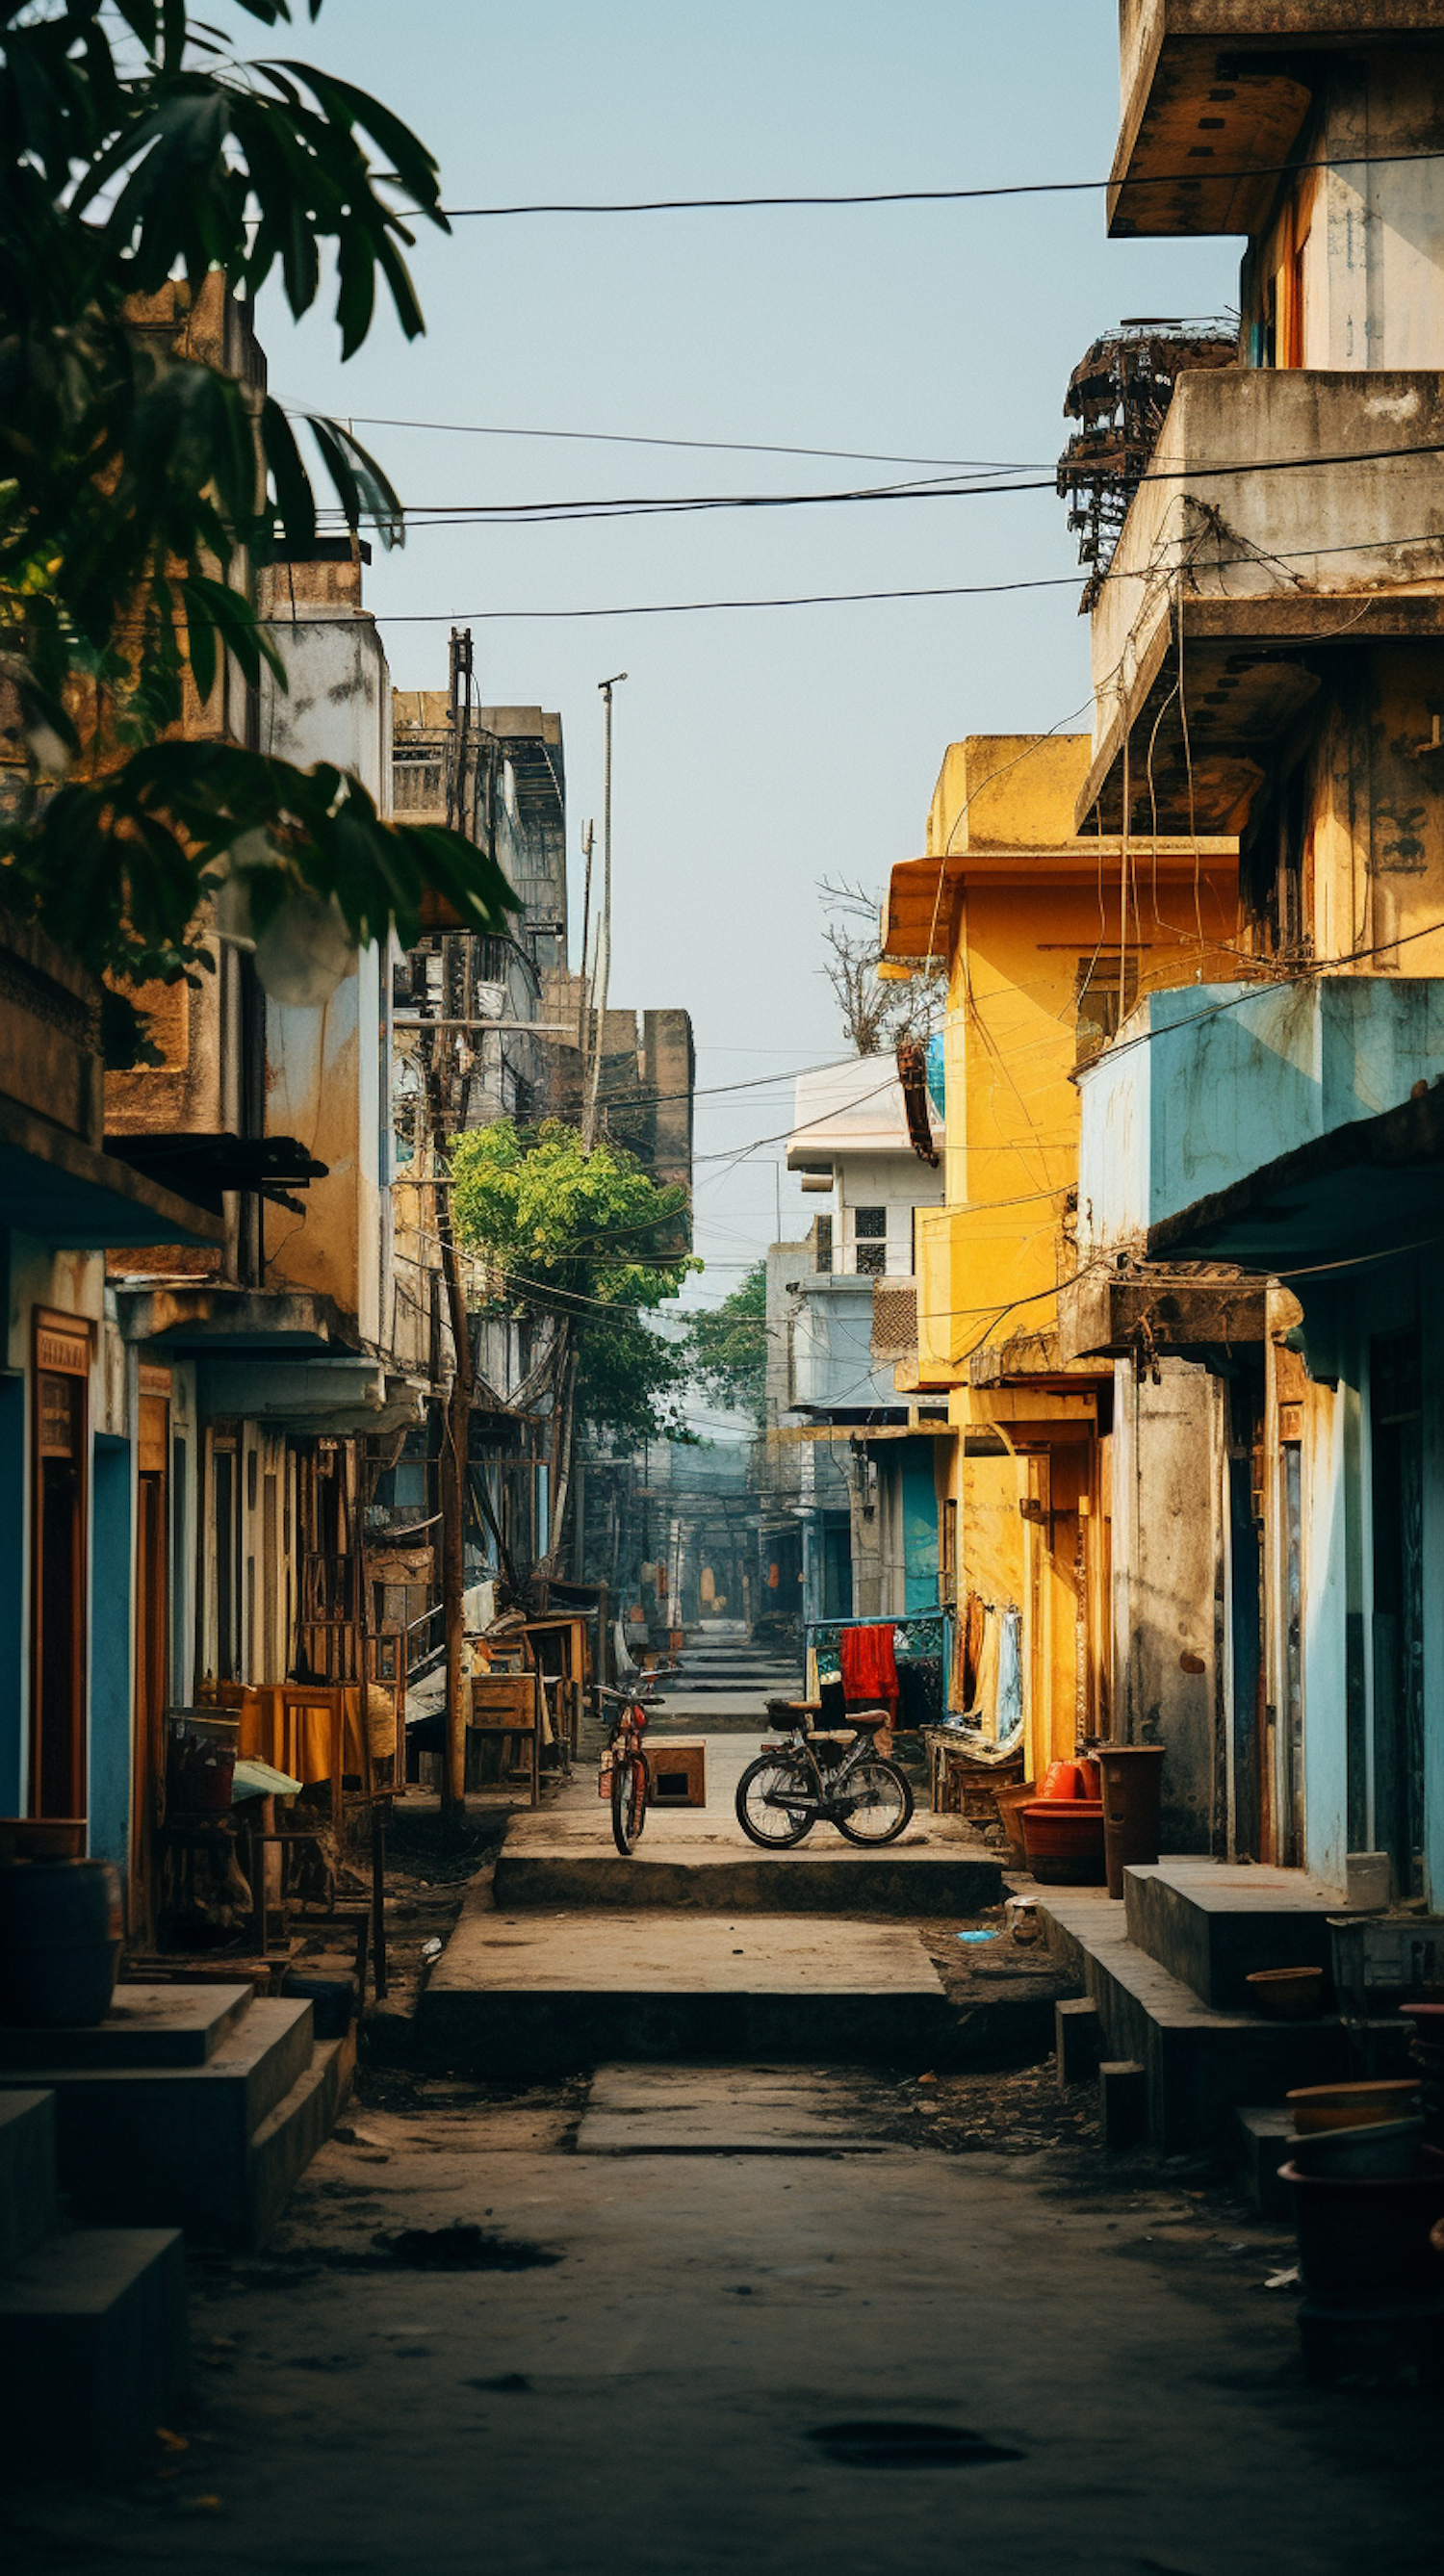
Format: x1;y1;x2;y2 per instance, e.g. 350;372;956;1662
0;2;507;1053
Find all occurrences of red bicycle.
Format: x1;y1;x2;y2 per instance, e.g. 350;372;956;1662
597;1665;679;1855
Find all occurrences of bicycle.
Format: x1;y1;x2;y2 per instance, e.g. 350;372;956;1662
596;1664;681;1856
735;1712;915;1848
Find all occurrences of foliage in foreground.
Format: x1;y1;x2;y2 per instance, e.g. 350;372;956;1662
0;0;515;1058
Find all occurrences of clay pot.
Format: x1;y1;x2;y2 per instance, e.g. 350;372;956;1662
1019;1800;1107;1887
1280;2149;1444;2306
1247;1966;1326;2021
1291;2118;1426;2181
1095;1744;1165;1899
1288;2079;1422;2134
0;1859;123;2027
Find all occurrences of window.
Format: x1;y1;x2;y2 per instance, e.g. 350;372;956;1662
854;1206;887;1278
814;1216;833;1275
1075;956;1139;1067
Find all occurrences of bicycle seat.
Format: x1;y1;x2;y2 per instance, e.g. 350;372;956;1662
844;1708;890;1732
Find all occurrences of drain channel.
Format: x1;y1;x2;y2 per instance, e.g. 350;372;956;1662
808;2421;1024;2469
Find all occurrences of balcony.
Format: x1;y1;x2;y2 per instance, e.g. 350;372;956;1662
1081;369;1444;836
790;1274;914;1417
1109;4;1442;239
1073;975;1444;1270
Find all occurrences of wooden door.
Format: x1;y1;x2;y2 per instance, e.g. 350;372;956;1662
131;1374;170;1928
31;1311;90;1819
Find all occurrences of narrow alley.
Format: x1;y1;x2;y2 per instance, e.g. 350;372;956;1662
6;2;1444;2564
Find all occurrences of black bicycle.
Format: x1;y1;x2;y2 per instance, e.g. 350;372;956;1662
735;1713;915;1848
596;1664;681;1856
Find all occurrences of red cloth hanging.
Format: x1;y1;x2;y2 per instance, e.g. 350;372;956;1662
839;1623;899;1708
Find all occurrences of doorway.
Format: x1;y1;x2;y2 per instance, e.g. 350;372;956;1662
31;1312;90;1820
1370;1329;1424;1898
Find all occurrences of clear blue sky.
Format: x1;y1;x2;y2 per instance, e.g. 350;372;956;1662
256;0;1237;1419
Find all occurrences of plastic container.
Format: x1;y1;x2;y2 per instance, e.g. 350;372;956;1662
1041;1761;1090;1802
0;1859;123;2027
1019;1800;1106;1887
1095;1744;1165;1899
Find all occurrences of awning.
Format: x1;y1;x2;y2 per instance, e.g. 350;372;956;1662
1147;1079;1444;1274
0;1094;222;1250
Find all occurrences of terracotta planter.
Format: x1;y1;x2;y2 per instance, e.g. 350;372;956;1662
1019;1799;1106;1887
1095;1743;1165;1898
1288;2079;1422;2134
1280;2149;1444;2306
1247;1966;1326;2021
0;1859;123;2027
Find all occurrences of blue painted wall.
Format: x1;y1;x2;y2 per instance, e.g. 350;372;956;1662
89;1434;131;1878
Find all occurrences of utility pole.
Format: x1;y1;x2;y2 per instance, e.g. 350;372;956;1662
582;673;627;1150
576;818;595;1056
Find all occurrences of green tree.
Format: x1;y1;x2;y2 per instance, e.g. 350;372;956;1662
683;1261;769;1426
0;0;515;1059
451;1120;699;1450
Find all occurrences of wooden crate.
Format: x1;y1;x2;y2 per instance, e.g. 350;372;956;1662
646;1739;707;1810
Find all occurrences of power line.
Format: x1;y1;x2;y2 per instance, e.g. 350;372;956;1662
313;410;1046;475
431;149;1444;219
309;430;1444;533
276;517;1444;627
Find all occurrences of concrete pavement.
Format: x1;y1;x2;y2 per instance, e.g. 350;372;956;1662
8;2065;1438;2575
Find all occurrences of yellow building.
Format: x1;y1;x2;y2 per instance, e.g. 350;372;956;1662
880;734;1238;1787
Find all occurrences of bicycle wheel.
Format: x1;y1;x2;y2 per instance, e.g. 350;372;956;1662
610;1746;650;1855
836;1758;915;1845
735;1752;815;1848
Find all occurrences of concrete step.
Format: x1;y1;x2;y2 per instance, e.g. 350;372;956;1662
246;2033;352;2249
0;1996;318;2243
0;1980;254;2071
0;2225;188;2477
417;1897;960;2077
575;2063;898;2154
493;1812;1002;1917
1040;1893;1352;2153
1122;1861;1344;2010
0;2089;58;2269
1232;2104;1297;2219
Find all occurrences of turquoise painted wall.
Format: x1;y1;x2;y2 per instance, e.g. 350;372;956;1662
901;1439;940;1614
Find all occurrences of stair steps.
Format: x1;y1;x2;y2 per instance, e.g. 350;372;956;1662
0;1979;350;2246
0;2089;188;2479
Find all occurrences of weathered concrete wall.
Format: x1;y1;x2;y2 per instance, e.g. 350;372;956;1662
1092;371;1444;745
257;564;390;1339
1077;974;1444;1247
1110;1359;1223;1852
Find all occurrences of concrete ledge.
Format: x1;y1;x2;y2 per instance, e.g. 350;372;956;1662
1122;1861;1340;2010
418;1899;958;2077
0;2090;56;2269
494;1848;1003;1916
1040;1893;1349;2152
0;1997;316;2240
0;1982;253;2071
0;2227;188;2476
